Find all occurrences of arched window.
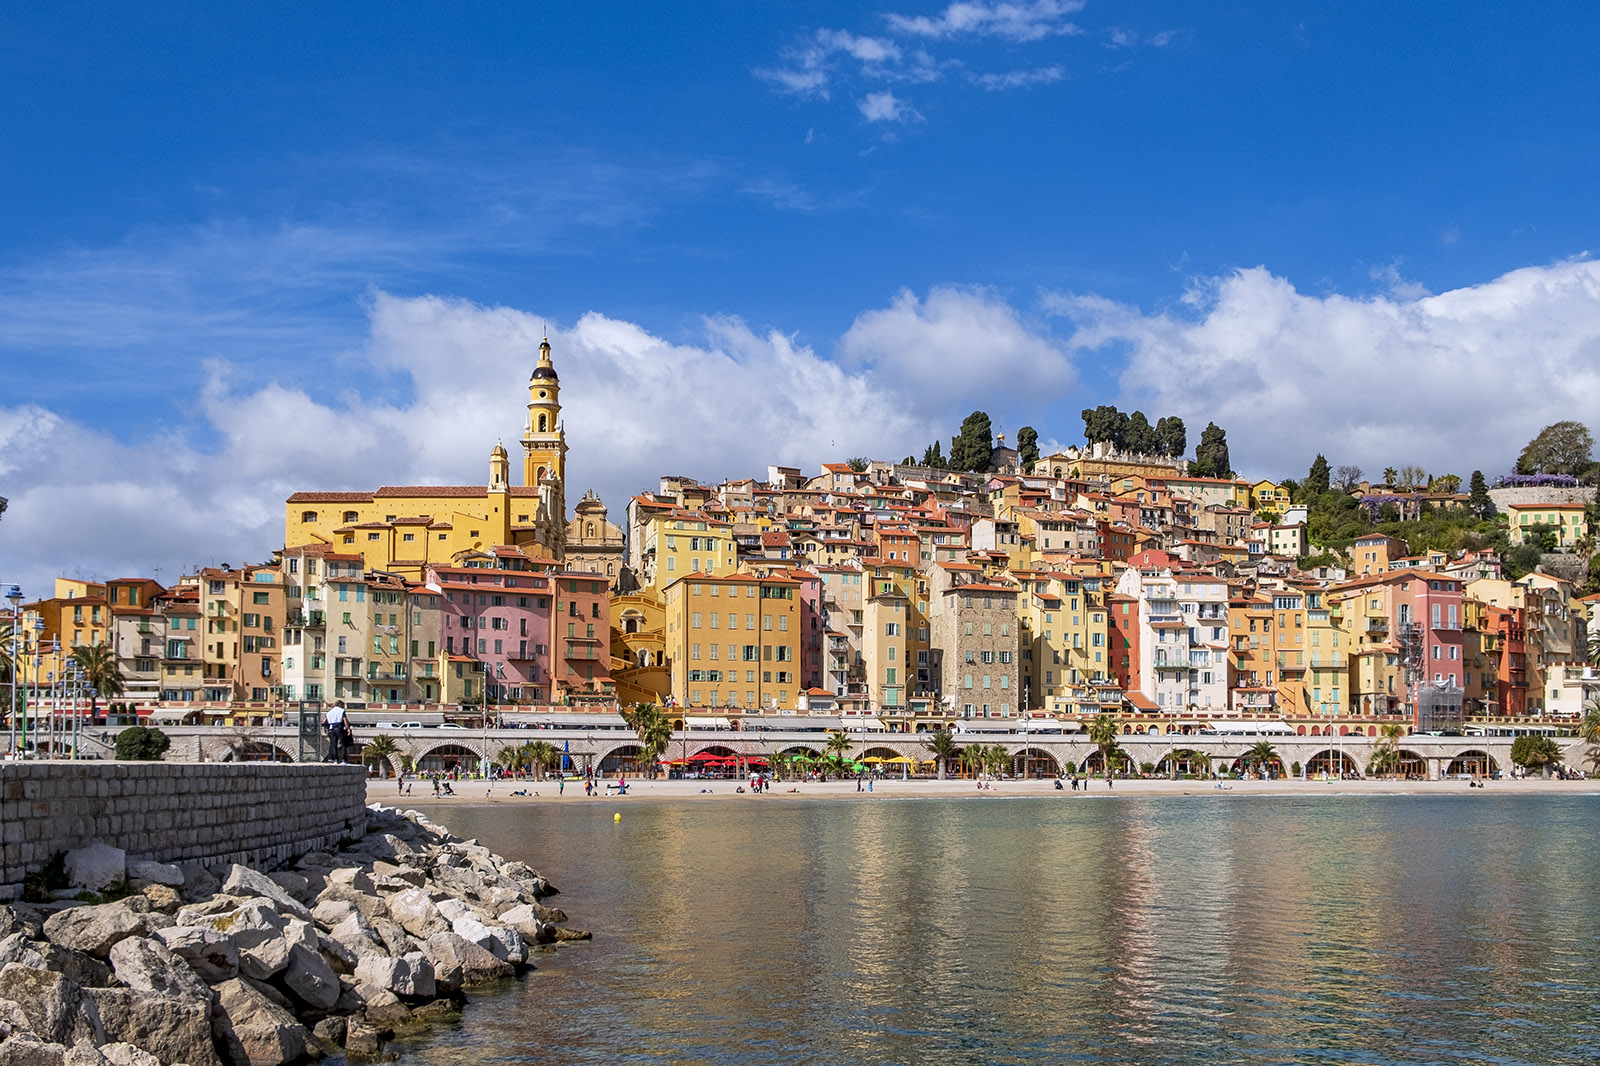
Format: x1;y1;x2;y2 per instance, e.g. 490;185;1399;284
536;466;546;483
343;511;358;522
538;413;548;432
607;563;615;576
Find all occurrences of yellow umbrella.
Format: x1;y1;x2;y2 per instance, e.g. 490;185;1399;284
860;755;885;764
882;755;914;764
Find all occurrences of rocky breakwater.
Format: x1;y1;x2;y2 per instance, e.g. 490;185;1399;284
0;804;588;1066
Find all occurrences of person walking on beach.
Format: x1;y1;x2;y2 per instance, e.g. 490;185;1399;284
559;776;565;796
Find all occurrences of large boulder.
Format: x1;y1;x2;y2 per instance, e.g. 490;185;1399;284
1;995;35;1039
0;965;105;1048
264;873;312;905
0;932;51;970
125;862;184;889
218;868;309;922
0;1034;72;1066
322;867;372;894
496;905;552;945
352;953;435;1000
323;914;385;962
97;1043;162;1066
88;987;220;1066
280;944;339;1012
368;918;416;960
445;911;524;965
155;925;239;983
312;883;386;925
420;932;512;991
384;889;447;939
0;905;45;940
107;937;211;1002
64;844;126;893
212;979;314;1066
177;900;310;982
139;885;183;915
41;901;151;959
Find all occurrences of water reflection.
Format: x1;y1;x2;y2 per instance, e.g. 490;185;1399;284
404;795;1600;1065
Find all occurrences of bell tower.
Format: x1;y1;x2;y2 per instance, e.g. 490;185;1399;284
522;337;567;488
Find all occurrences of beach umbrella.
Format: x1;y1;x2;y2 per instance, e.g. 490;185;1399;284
860;756;885;764
882;755;913;764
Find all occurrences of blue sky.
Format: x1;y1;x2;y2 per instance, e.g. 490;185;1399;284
4;1;1600;591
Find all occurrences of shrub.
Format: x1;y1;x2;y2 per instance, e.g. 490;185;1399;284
114;725;171;761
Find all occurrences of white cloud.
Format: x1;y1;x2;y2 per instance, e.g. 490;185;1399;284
885;0;1086;42
817;29;902;64
858;90;922;122
969;65;1066;90
838;285;1077;412
1047;259;1600;481
5;288;1036;597
756;27;906;99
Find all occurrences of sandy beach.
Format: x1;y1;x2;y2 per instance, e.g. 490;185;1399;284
369;773;1599;806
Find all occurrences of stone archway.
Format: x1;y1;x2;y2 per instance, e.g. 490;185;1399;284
1305;749;1361;778
1012;746;1061;778
1446;750;1499;777
416;743;480;775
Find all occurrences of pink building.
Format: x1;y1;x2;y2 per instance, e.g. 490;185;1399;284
427;565;552;704
550;571;613;703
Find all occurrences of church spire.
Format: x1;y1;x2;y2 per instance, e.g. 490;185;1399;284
522;336;567;489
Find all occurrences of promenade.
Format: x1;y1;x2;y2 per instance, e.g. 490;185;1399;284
370;773;1596;805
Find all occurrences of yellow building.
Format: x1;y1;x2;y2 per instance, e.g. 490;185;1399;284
1330;581;1399;715
663;572;802;711
1302;588;1347;718
283;338;575;576
639;512;737;590
1249;479;1291;513
1015;570;1109;714
1506;502;1589;548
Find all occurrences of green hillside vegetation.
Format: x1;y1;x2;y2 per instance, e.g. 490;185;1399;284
1297;488;1507;561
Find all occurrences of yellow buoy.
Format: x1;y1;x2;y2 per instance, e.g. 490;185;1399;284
614;812;622;822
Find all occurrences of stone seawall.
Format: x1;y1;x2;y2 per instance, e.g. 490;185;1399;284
0;763;369;891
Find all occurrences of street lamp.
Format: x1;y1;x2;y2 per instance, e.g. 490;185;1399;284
5;585;21;758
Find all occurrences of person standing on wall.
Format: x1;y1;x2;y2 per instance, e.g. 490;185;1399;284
325;700;349;762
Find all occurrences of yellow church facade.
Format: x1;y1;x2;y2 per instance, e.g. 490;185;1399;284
283;338;572;578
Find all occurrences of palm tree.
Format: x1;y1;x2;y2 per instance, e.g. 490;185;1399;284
1382;467;1397;487
526;740;558;781
984;744;1012;779
1088;713;1120;778
1246;740;1280;778
70;642;124;720
924;729;960;780
364;734;400;778
956;744;982;779
496;742;527;775
825;729;852;762
1369;722;1406;779
622;702;673;777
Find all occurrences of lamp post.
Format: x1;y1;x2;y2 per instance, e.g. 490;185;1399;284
5;586;21;758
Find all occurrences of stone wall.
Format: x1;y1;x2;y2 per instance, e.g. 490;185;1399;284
0;762;368;890
1488;485;1592;510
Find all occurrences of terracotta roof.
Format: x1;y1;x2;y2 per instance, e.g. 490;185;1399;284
287;492;373;503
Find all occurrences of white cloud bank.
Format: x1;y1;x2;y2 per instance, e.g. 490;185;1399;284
1050;258;1600;483
5;260;1600;598
0;287;1063;596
